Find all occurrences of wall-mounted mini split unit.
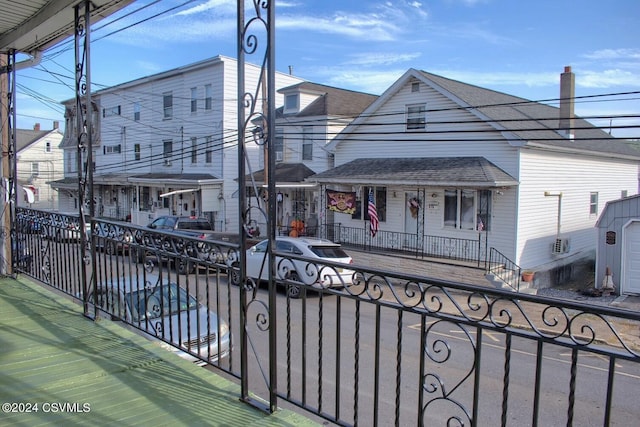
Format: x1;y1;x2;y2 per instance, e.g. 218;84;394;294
552;237;570;254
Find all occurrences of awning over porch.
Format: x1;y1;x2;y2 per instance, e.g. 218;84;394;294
241;163;317;186
306;157;519;188
127;173;220;185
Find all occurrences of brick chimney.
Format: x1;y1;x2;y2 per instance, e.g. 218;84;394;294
559;66;575;139
33;123;40;131
53;121;59;130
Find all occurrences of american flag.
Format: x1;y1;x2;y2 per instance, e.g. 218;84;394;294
368;189;379;237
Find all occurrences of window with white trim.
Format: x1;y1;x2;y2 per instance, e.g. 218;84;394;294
134;102;141;121
104;145;121;154
190;87;198;113
590;192;598;215
31;162;39;176
204;84;212;110
285;94;299;113
163;140;173;164
406;103;426;130
444;189;491;231
163;92;173;119
205;136;213;163
191;137;198;164
302;126;313;160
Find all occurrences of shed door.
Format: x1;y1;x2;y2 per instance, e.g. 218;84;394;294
623;221;640;294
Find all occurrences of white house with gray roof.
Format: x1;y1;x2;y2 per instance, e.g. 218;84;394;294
16;122;64;210
246;82;377;235
309;67;640;289
52;55;304;231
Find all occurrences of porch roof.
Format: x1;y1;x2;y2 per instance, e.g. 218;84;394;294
306;157;519;187
242;162;316;185
50;173;221;189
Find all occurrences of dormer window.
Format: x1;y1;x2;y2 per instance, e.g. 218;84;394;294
284;94;299;113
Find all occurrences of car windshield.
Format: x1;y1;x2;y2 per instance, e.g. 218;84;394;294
309;245;349;258
178;220;212;230
125;283;198;321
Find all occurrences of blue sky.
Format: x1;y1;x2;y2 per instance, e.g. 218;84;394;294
15;0;640;137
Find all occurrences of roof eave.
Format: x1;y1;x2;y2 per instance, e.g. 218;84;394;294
525;142;640;161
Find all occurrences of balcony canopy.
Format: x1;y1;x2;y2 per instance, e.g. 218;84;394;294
0;0;132;57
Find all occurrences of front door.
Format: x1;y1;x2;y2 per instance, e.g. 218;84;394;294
404;192;420;250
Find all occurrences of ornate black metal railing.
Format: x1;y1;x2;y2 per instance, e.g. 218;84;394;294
14;207;640;427
325;223;486;267
488;247;522;291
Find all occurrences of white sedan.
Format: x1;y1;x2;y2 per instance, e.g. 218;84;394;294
230;237;355;298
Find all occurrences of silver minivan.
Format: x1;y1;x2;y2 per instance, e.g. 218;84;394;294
88;273;231;364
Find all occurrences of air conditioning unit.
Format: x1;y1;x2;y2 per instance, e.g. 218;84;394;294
551;238;570;254
275;151;283;162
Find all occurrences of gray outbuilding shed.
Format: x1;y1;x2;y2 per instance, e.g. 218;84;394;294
595;195;640;295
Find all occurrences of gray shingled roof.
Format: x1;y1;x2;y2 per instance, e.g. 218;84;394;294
242;162;316;183
277;82;377;118
419;70;640;158
307;157;518;187
16;129;52;151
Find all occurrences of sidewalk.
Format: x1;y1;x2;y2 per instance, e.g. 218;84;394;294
347;249;640;351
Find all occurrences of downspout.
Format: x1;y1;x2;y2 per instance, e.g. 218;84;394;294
0;50;43;73
544;191;563;236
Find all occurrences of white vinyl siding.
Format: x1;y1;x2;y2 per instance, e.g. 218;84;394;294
517;149;639;267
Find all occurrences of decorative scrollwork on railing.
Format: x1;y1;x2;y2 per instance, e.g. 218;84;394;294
421;319;475;426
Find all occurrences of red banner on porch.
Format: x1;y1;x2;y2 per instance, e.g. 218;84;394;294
326;189;357;214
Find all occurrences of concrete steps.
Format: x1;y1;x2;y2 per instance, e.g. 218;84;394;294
485;267;537;295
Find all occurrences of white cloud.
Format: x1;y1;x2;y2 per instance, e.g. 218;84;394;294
278;13;401;41
344;52;422;66
176;0;235;16
578;69;640;88
583;48;640;61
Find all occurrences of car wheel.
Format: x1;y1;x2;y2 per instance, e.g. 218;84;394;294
229;263;240;286
287;272;301;299
175;259;195;275
135;248;146;263
105;242;115;255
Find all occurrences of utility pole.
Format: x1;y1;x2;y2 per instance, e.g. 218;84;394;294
0;52;10;276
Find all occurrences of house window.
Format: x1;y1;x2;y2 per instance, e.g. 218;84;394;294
406;103;426;130
191;137;198;164
352;187;386;222
411;82;420;92
444;189;488;231
590;192;598;215
205;136;213;163
45;141;51;152
163;92;173;119
163;140;173;164
190;87;198;113
103;105;121;117
285;94;299;112
204;84;212;110
622;190;628;198
134;144;141;161
302;126;313;161
274;129;284;162
104;144;121;154
31;162;39;176
134;102;141;121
